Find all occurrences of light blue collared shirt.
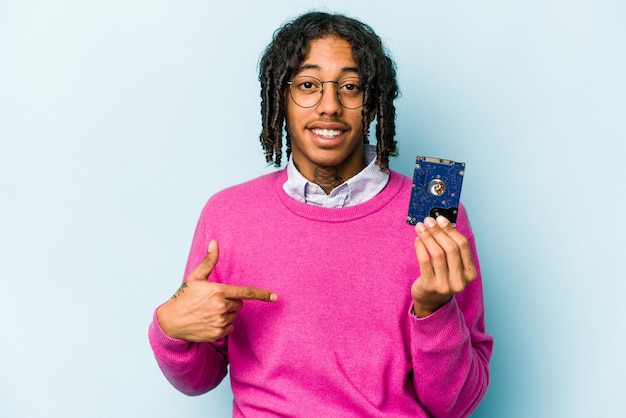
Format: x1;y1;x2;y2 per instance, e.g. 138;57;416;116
282;144;390;208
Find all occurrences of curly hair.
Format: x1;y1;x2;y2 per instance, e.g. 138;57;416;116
258;12;399;170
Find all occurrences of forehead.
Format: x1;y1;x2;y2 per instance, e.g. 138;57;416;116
296;36;358;75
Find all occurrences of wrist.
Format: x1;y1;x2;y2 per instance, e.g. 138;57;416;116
411;297;451;318
156;302;178;339
411;304;436;318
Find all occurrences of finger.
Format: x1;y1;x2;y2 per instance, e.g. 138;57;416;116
425;217;466;261
220;283;278;302
186;240;220;282
227;299;244;313
427;217;475;292
425;217;457;246
435;216;477;280
206;323;235;342
427;216;473;290
413;235;453;313
214;311;238;328
415;219;451;278
414;235;435;280
213;298;245;315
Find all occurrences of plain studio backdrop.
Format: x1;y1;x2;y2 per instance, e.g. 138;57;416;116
1;1;624;417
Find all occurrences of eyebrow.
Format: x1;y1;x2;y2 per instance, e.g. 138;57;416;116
295;64;360;75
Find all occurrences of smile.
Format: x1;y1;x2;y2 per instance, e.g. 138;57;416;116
311;128;344;138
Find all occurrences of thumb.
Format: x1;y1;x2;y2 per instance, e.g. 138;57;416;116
186;240;219;282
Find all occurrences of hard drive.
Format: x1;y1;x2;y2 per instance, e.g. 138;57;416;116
406;156;465;225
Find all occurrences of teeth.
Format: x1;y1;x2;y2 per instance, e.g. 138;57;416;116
312;129;342;138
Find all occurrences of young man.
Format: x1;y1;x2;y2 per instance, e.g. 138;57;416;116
149;12;493;417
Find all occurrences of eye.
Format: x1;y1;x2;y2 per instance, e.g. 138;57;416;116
293;77;321;93
339;79;362;95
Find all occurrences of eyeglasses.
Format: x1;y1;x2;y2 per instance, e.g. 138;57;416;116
287;76;364;109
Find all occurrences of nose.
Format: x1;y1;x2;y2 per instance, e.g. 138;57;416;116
316;82;342;115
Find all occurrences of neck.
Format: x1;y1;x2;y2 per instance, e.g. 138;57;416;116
311;166;344;194
292;145;367;194
293;158;366;195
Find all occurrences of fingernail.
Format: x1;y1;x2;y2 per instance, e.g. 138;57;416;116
208;240;216;252
415;222;426;233
424;217;436;228
269;293;278;302
436;216;450;227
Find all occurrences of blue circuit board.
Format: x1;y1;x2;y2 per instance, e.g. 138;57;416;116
406;156;465;225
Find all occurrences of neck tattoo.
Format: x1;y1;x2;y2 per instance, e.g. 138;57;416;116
313;166;343;195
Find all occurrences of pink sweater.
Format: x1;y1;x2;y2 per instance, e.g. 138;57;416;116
149;169;493;417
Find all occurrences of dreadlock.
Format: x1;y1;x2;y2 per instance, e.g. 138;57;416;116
258;12;399;170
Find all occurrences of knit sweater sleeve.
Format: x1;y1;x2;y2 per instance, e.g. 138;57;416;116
148;313;229;395
409;204;493;417
147;201;229;396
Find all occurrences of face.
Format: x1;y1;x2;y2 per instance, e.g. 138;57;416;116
285;36;365;182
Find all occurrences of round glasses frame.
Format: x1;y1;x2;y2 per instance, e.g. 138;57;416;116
287;76;364;109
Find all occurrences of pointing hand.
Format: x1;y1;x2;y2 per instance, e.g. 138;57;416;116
157;240;278;342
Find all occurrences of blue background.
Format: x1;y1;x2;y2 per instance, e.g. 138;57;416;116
1;1;624;417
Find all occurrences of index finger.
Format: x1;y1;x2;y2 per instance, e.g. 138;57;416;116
220;284;278;302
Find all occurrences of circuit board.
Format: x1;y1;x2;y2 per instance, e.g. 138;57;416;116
406;156;465;225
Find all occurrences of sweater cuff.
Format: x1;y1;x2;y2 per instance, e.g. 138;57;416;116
408;297;469;349
148;309;192;353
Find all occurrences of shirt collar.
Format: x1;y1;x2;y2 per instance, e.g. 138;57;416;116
282;144;390;208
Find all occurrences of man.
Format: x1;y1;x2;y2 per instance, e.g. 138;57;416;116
149;11;493;417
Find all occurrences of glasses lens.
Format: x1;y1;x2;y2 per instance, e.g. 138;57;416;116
336;77;363;109
289;76;323;108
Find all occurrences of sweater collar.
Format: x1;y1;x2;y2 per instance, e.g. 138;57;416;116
275;167;408;223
